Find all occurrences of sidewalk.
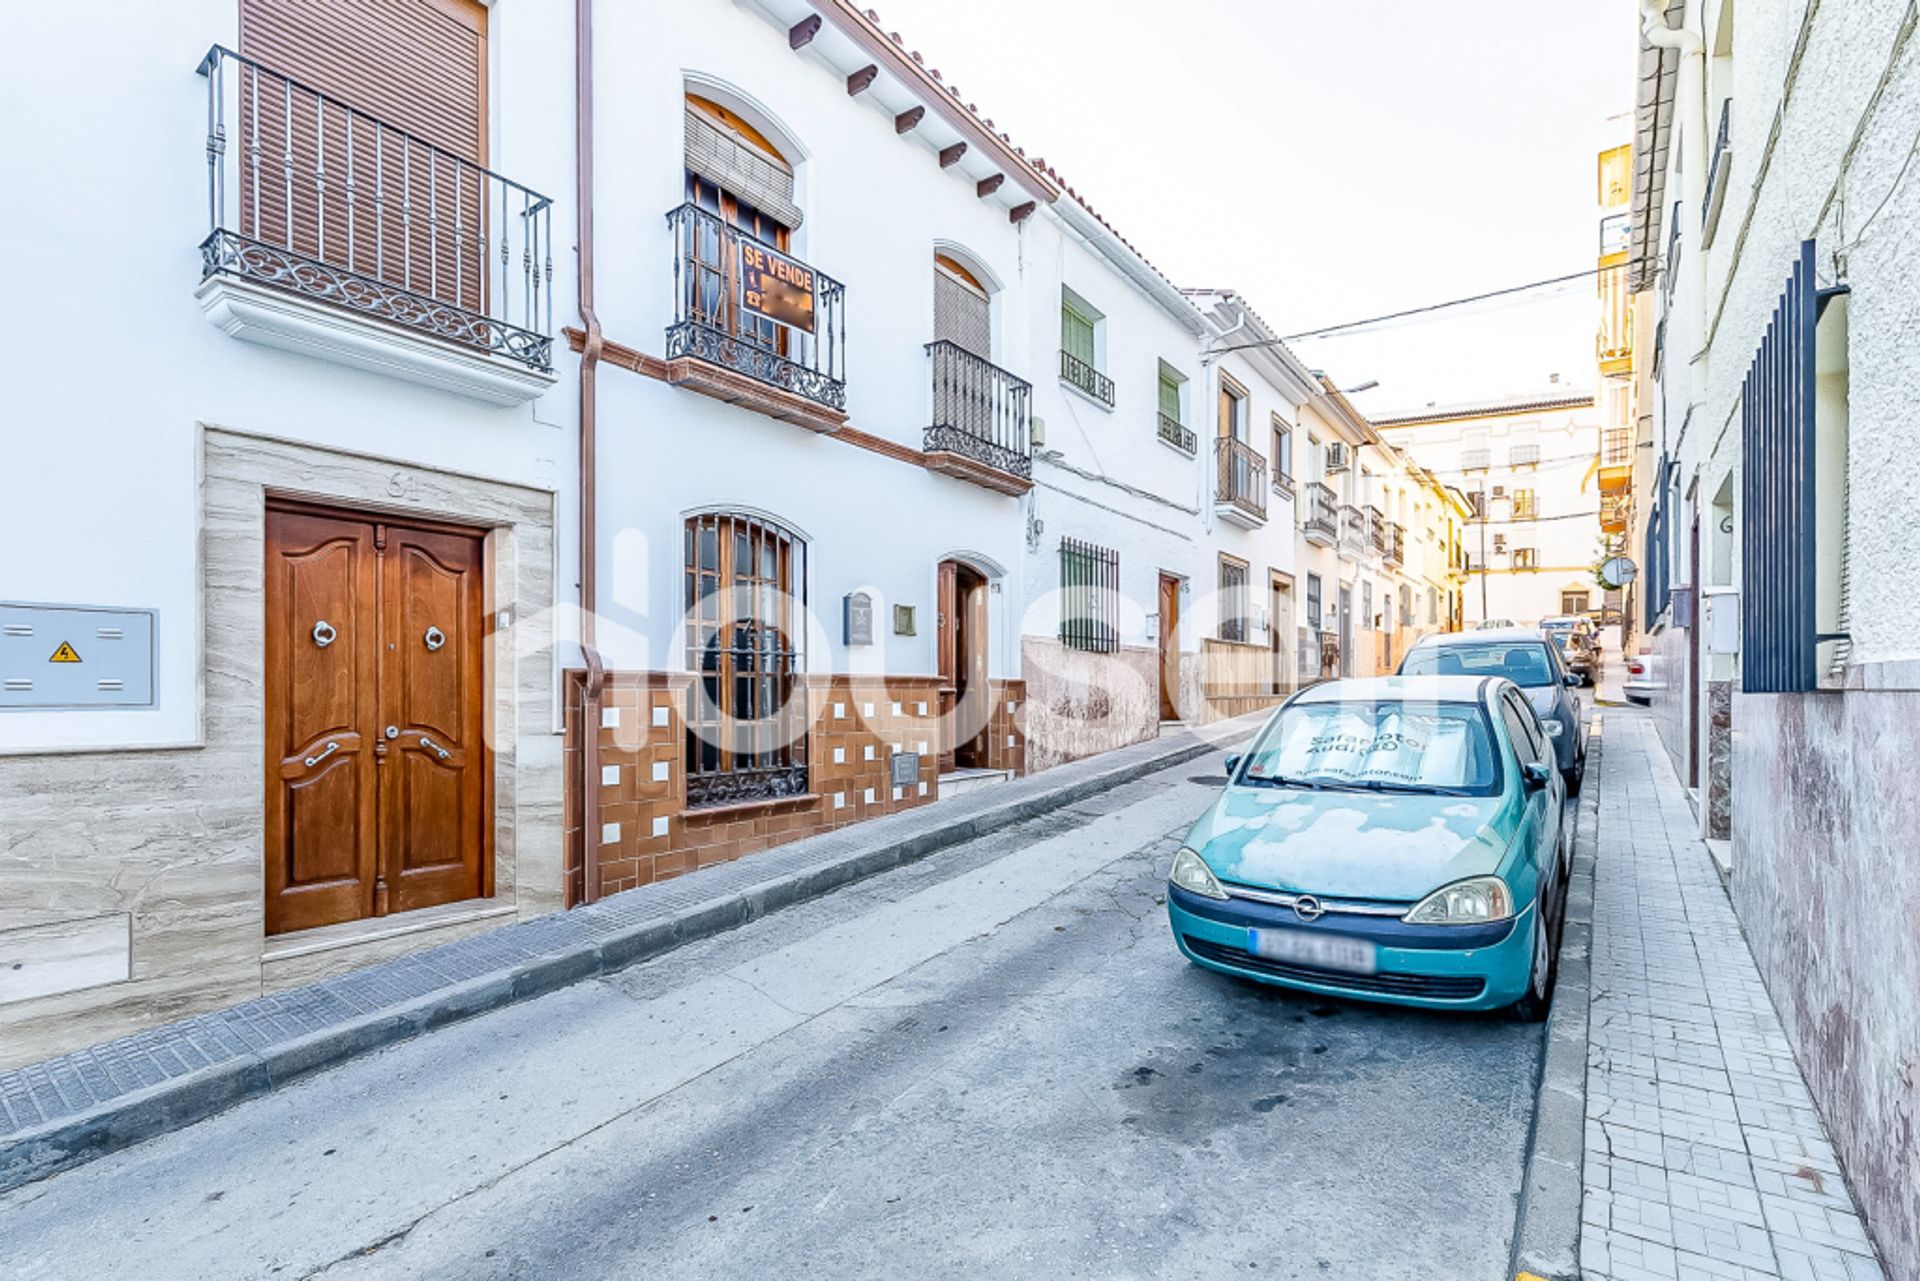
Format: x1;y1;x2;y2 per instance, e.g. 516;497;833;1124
1581;714;1884;1281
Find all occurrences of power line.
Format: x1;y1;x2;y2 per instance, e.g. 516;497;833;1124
1210;260;1653;354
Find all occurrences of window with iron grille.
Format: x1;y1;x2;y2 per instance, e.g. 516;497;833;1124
1513;547;1537;570
1218;555;1249;642
1059;538;1120;653
684;512;808;808
1306;573;1324;632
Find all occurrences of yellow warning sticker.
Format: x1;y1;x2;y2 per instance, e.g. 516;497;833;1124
49;641;82;663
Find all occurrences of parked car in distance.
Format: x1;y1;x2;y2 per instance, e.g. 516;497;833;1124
1538;614;1601;685
1166;676;1570;1019
1624;647;1660;705
1397;629;1586;793
1475;618;1519;630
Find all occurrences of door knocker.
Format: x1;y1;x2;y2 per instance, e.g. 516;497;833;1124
312;620;337;649
424;626;446;652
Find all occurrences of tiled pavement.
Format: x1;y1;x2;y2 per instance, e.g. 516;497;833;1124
1581;714;1884;1281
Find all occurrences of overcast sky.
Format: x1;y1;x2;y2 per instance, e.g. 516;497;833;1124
871;0;1635;414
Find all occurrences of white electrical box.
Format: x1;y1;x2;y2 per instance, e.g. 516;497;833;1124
1701;586;1740;656
1;602;157;709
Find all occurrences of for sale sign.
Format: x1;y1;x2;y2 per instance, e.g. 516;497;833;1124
738;241;816;334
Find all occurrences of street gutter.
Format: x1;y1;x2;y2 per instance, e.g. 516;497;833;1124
0;714;1264;1195
1508;716;1604;1281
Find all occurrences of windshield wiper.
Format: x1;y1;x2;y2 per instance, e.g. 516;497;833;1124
1343;779;1475;798
1244;774;1338;791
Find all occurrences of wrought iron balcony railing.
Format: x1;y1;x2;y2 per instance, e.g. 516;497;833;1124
924;340;1032;485
196;46;553;372
1386;522;1405;567
1703;99;1731;236
1365;505;1387;554
1509;443;1541;467
1340;504;1369;555
1214;437;1268;523
1461;448;1491;470
1157;412;1196;454
1304;481;1339;542
1060;350;1115;406
667;202;846;412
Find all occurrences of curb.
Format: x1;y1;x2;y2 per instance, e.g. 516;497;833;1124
1509;716;1604;1281
0;715;1259;1194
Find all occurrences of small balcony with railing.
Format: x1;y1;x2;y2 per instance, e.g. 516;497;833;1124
1600;427;1633;492
1339;505;1369;558
1385;522;1405;568
1703;99;1732;246
1157;412;1196;455
922;341;1033;495
1214;437;1268;528
1061;350;1115;407
194;46;556;405
1601;490;1632;534
666;203;846;433
1365;505;1387;558
1303;481;1338;546
1461;448;1491;471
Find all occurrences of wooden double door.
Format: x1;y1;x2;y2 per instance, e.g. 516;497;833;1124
264;503;490;936
937;560;990;772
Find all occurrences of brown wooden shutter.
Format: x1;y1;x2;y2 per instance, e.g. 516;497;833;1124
236;0;487;306
933;263;991;359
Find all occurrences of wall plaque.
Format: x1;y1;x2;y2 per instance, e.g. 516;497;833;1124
889;750;920;788
843;592;874;646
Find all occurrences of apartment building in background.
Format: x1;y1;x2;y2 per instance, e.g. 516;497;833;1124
1373;390;1603;628
1632;1;1920;1272
0;0;1475;1069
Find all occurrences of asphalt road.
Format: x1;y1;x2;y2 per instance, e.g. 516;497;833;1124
0;755;1545;1281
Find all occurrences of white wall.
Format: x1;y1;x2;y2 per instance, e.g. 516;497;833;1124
0;0;578;753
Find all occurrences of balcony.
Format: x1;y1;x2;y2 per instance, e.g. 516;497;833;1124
1339;505;1369;558
1513;493;1539;520
1601;491;1631;534
1365;505;1387;557
1157;411;1196;455
1214;437;1268;528
922;340;1033;495
666;202;846;433
1461;448;1491;471
1386;522;1405;568
1061;350;1115;407
1303;481;1338;546
1509;443;1541;467
1703;99;1732;246
193;46;555;405
1600;427;1633;493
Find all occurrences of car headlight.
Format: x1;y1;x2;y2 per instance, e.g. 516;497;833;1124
1543;720;1564;737
1403;875;1514;924
1170;846;1229;901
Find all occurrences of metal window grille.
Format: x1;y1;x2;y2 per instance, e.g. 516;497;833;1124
1218;558;1249;643
683;512;809;807
1059;538;1120;653
1740;240;1821;693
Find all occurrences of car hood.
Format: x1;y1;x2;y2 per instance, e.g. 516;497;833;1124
1189;786;1516;902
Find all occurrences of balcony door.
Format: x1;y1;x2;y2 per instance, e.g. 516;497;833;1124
683;95;800;355
237;0;488;307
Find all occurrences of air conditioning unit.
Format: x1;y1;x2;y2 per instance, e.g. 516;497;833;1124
1492;485;1506;499
1325;442;1349;472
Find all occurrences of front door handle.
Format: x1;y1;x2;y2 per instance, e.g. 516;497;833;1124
419;734;451;761
303;740;340;768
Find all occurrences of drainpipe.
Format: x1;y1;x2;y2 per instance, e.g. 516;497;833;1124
574;0;607;906
1641;0;1707;439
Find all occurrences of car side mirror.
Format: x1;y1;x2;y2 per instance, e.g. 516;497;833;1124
1564;673;1581;687
1224;753;1243;779
1522;762;1551;790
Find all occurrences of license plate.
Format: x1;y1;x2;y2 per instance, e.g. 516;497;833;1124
1248;927;1377;975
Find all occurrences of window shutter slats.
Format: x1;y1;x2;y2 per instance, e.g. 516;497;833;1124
684;108;803;230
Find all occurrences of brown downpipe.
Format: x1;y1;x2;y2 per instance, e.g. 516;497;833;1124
574;0;607;906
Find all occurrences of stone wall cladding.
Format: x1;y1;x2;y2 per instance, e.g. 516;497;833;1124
1018;637;1157;773
1733;684;1920;1280
564;672;1026;895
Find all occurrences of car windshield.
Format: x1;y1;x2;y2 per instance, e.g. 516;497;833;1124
1540;621;1573;632
1240;700;1499;795
1401;642;1557;688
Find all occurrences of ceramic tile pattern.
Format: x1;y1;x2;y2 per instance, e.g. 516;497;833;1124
1581;715;1886;1281
564;672;1027;898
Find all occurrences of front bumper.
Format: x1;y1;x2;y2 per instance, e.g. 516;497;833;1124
1167;884;1536;1011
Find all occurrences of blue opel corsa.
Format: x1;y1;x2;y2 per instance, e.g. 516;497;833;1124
1166;676;1569;1019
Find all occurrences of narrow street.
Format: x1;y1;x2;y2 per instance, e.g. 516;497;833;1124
0;756;1547;1281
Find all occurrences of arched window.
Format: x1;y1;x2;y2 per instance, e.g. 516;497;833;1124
683;511;808;808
